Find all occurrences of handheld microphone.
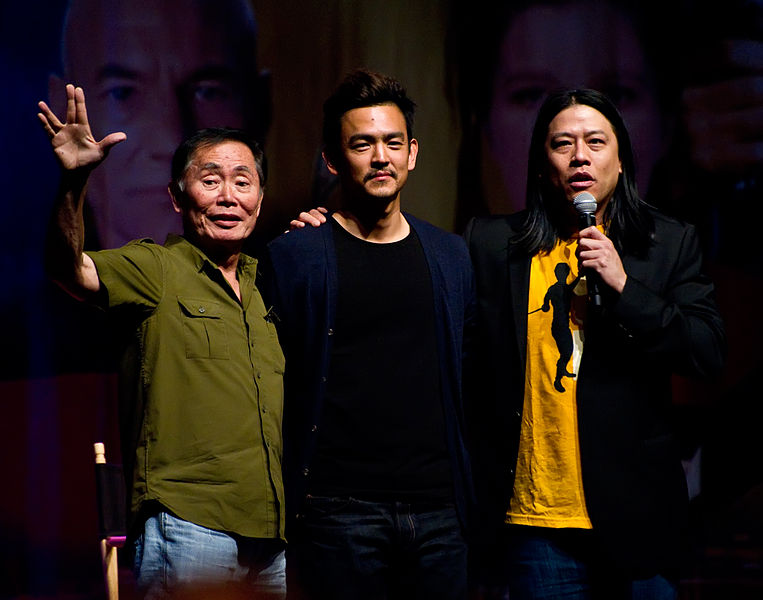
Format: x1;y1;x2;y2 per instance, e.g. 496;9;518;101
572;192;602;307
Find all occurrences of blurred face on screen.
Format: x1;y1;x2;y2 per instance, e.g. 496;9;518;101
485;1;664;214
60;0;264;248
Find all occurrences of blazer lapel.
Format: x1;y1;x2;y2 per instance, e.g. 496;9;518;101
508;239;531;374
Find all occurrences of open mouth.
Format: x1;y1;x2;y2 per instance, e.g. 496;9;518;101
569;172;594;189
209;214;242;227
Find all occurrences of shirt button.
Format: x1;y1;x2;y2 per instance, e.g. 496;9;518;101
257;371;262;379
198;307;206;314
321;376;327;383
327;328;334;336
311;424;318;432
302;468;309;476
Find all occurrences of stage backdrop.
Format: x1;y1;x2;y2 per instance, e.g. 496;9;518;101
1;0;761;597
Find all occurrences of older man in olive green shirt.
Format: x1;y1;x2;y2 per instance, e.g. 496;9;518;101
39;85;285;598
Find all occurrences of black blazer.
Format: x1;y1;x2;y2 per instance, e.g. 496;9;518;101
463;209;725;575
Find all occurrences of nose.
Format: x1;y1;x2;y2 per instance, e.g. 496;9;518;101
371;143;389;166
218;180;237;205
571;140;590;165
145;81;184;163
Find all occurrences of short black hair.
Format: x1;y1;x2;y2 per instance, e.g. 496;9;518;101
170;127;267;192
322;69;416;160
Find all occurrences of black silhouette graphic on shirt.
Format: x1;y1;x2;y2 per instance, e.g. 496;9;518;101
539;262;581;393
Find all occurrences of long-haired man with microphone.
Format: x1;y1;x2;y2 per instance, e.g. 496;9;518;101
464;88;725;599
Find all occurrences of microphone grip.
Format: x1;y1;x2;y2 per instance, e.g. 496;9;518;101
579;213;596;229
578;213;602;307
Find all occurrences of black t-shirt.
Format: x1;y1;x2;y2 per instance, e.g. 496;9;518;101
307;219;452;503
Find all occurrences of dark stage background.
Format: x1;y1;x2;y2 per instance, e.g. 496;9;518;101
1;1;762;597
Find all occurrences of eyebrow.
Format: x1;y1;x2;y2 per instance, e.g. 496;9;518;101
96;63;140;82
185;65;239;83
550;129;609;138
199;163;253;174
347;132;406;144
95;64;239;85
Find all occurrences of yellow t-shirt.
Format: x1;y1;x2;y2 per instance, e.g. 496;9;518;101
506;236;593;529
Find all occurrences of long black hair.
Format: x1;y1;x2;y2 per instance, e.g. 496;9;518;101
517;88;654;257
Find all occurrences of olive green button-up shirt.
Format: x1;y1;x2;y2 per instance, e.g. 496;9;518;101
87;235;285;540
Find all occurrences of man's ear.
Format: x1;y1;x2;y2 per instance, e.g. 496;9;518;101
255;189;264;219
168;182;184;214
407;138;419;171
322;150;339;176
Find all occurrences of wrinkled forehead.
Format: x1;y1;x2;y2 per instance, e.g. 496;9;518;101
63;0;256;80
184;140;260;182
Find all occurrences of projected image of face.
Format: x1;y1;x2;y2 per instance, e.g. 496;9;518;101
59;0;265;248
484;1;664;214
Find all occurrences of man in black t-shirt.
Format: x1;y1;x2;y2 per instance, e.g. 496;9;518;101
265;69;475;599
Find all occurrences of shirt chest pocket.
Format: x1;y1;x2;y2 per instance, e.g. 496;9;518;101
177;296;229;359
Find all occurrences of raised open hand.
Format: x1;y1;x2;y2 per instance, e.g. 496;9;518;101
37;84;126;172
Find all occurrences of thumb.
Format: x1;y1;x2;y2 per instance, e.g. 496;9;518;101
99;131;127;153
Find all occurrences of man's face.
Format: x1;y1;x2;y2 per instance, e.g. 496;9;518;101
173;141;263;250
544;104;622;211
485;2;663;214
325;103;418;206
61;0;261;248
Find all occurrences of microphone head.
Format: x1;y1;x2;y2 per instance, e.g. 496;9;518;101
573;192;597;215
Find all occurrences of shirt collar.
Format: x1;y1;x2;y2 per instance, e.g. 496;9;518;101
165;234;258;278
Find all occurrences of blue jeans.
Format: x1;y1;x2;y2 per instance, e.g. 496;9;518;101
290;496;467;599
134;510;286;599
506;526;678;600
